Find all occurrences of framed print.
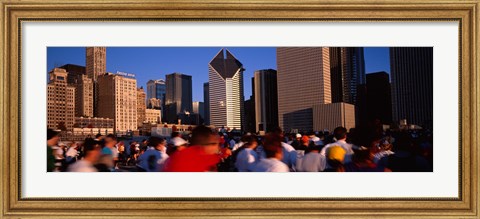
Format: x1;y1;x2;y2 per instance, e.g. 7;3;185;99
1;0;479;218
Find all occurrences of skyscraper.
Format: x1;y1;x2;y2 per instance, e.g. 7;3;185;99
60;64;93;118
276;47;331;132
146;79;166;107
86;47;106;81
203;82;210;125
192;101;205;120
208;48;245;130
47;68;76;131
137;87;147;128
390;47;433;128
329;47;366;104
366;71;392;124
165;72;193;124
97;72;138;132
86;47;106;117
253;69;278;133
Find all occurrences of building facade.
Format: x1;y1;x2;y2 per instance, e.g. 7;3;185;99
74;117;114;128
192;101;205;120
59;64;94;118
137;87;147;128
86;47;106;81
329;47;366;104
390;47;433;128
97;72;138;132
203;82;210;125
366;71;392;124
253;69;279;133
147;98;162;109
312;102;356;132
165;73;193;124
145;108;161;124
146;79;166;106
47;68;76;131
277;47;331;132
208;48;245;130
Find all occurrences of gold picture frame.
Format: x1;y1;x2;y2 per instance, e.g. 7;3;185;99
1;0;478;218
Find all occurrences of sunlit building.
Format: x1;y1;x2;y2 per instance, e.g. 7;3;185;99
47;68;76;131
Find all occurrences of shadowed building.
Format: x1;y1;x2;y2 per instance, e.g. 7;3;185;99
203;82;210;125
390;47;433;129
60;64;93;118
165;73;193;124
366;71;392;124
208;48;245;130
277;47;331;132
253;69;278;133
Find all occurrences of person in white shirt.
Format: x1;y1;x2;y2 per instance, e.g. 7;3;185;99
68;139;101;172
234;135;259;172
296;146;326;172
137;137;169;172
320;126;354;164
272;127;297;170
251;133;289;172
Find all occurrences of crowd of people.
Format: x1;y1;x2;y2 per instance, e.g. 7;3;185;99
47;124;433;172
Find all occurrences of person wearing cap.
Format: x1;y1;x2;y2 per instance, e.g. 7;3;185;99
324;146;347;172
67;139;101;172
250;133;289;172
164;125;221;172
137;137;169;172
167;135;188;156
320;127;354;166
47;129;60;172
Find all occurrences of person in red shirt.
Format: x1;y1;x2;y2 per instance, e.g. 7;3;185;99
163;125;221;172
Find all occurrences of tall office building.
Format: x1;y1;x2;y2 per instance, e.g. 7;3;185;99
277;47;331;132
390;47;433;128
329;47;366;104
86;47;107;117
60;64;93;118
86;47;106;81
366;71;392;124
137;87;147;128
203;82;210;125
97;72;138;132
165;72;193;124
253;69;278;133
146;79;166;106
192;101;205;119
208;48;245;130
47;68;76;131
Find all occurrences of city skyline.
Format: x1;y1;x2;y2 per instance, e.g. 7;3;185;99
47;47;390;102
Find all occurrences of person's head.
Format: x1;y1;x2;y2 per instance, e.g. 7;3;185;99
263;133;283;160
243;135;258;149
83;138;102;162
95;133;103;140
333;127;348;141
301;135;310;145
148;136;167;151
104;134;117;148
47;129;60;146
295;133;302;140
190;125;219;155
272;127;284;138
171;132;180;138
326;146;347;172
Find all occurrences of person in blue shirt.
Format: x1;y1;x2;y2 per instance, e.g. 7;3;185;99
137;137;169;172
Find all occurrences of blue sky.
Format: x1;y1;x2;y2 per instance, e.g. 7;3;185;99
47;47;390;102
